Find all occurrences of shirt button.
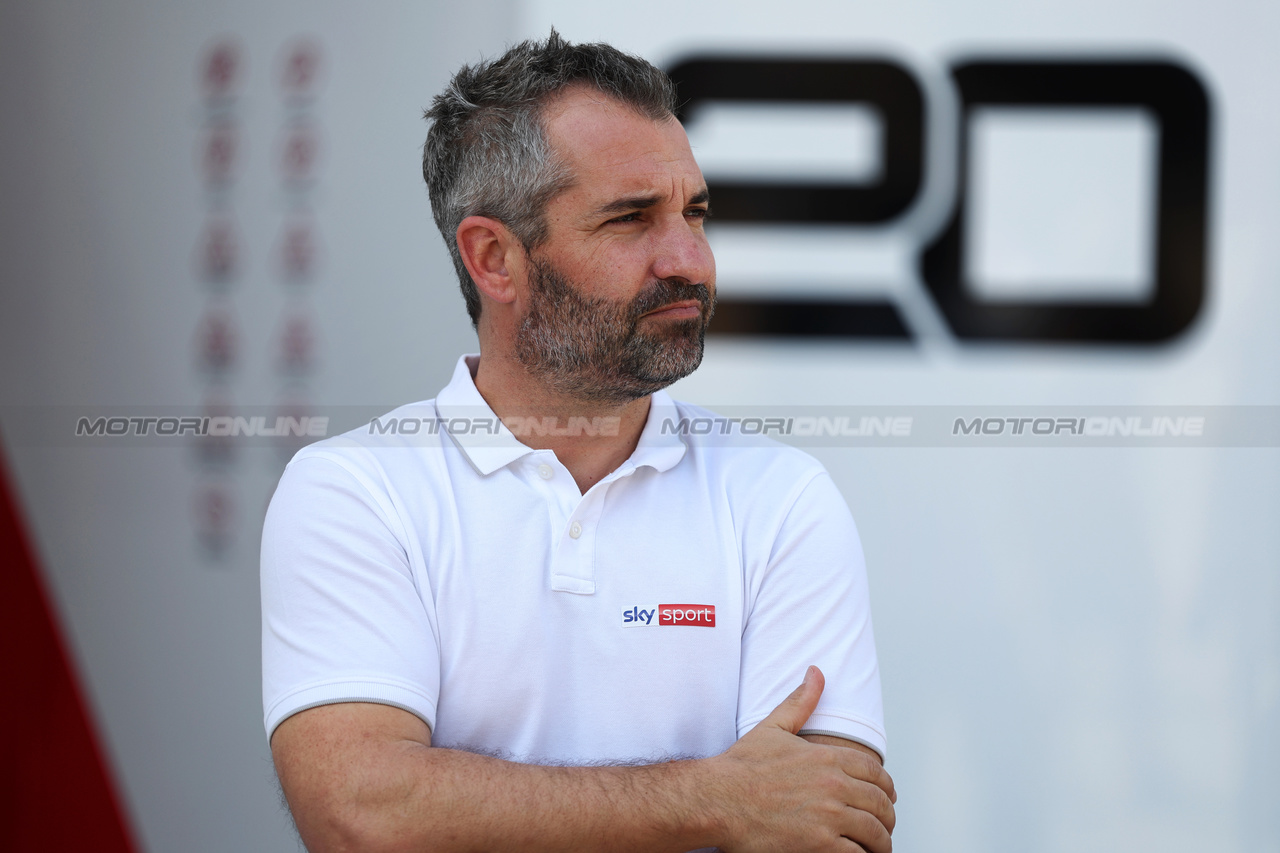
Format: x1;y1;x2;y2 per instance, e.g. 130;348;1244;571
568;521;583;539
537;464;553;480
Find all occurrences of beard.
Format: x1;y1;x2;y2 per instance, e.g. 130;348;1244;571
514;254;715;405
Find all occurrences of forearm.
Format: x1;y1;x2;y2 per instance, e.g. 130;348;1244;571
284;739;724;853
275;673;896;853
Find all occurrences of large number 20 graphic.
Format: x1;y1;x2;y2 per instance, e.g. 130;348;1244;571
667;57;1210;344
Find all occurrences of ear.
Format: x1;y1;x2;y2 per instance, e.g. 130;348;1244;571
456;216;522;305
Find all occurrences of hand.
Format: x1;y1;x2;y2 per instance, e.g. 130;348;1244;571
708;666;896;853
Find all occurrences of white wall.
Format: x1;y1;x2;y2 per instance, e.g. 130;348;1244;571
0;2;515;850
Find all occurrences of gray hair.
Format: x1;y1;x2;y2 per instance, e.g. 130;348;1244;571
422;29;678;326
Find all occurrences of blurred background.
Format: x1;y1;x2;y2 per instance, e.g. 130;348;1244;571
1;1;1277;851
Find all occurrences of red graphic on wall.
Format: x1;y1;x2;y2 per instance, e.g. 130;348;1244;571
279;220;319;281
278;312;316;374
0;442;139;852
274;389;317;458
202;40;240;98
195;389;237;466
200;121;239;185
196;307;238;374
281;39;322;97
195;485;234;557
279;123;320;184
197;219;238;283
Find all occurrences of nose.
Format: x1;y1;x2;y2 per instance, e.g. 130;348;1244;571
651;216;715;288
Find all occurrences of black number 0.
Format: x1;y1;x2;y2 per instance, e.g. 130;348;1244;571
668;56;1210;344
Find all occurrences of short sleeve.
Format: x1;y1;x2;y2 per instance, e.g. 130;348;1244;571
736;470;886;759
261;452;440;740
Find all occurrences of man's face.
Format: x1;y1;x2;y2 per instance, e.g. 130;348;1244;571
512;87;716;404
515;253;713;404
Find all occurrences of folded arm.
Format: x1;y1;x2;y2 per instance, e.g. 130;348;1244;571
272;666;895;853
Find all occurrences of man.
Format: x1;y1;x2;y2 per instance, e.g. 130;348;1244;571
263;31;895;852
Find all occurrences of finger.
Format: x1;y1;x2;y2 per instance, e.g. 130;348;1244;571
837;804;894;853
833;748;896;803
839;778;896;836
758;665;825;735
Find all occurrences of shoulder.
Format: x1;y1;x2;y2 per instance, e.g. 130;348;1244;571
664;397;829;483
288;398;441;467
655;397;842;529
275;399;448;506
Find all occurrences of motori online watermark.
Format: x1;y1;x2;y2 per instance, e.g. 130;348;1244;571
951;415;1205;438
660;415;913;438
365;413;913;440
8;405;1277;448
75;415;330;438
368;415;622;438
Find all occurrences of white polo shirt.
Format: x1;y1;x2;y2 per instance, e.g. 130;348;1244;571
261;355;885;763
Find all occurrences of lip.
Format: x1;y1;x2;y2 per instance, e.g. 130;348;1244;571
641;300;703;320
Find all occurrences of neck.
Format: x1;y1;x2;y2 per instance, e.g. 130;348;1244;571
473;351;652;494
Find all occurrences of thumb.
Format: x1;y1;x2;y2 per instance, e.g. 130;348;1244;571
761;665;824;735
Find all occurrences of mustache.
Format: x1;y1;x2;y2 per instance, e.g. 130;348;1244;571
629;279;715;320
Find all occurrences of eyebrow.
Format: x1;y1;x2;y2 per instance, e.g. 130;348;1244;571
592;187;711;218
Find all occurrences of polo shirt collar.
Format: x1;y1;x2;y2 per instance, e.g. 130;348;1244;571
434;354;689;477
629;389;688;474
434;354;533;475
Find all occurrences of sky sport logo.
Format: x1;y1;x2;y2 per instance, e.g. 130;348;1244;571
621;604;717;628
